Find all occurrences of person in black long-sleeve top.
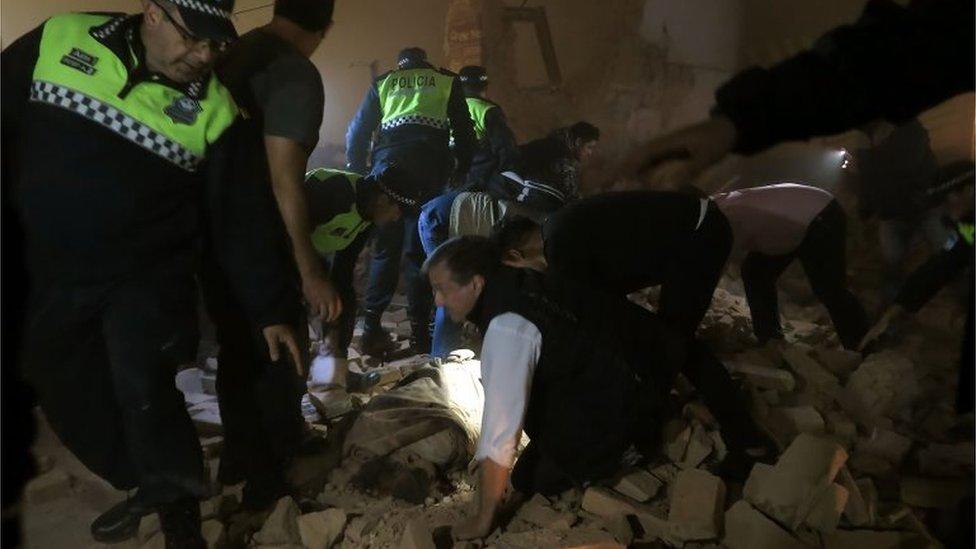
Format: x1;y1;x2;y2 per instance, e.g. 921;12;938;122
456;65;519;190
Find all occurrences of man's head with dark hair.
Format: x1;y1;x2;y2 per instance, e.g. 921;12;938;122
459;65;488;96
357;164;421;225
552;121;600;163
274;0;335;32
423;236;501;322
397;47;428;68
491;215;547;271
268;0;334;57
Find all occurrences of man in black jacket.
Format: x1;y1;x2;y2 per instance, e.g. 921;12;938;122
2;2;301;545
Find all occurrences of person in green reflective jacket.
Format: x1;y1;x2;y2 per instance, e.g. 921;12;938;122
457;65;519;190
303;165;422;392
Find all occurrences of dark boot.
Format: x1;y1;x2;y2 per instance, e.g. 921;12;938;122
90;493;154;543
359;310;398;358
158;497;205;549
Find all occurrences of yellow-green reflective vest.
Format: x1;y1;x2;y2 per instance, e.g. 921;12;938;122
307;168;372;255
376;67;454;132
959;222;975;246
30;13;238;172
465;97;496;142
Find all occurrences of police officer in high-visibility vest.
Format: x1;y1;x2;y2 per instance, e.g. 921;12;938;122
346;47;477;357
301;165;422;391
457;65;519;190
2;1;303;546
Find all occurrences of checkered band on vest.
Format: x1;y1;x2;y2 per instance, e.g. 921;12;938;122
380;114;449;132
89;15;127;40
30;81;203;171
169;0;233;20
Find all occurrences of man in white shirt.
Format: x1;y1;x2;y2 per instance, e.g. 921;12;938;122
425;236;687;540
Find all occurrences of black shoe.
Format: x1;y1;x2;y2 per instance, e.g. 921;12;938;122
90;495;154;543
158;497;205;549
241;471;290;512
359;328;398;358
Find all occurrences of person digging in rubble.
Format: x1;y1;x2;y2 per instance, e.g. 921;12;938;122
2;1;304;545
494;190;731;339
301;165;425;390
710;183;871;351
424;236;767;540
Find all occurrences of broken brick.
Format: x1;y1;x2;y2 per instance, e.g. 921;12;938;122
730;362;796;392
580;487;670;543
722;500;806;549
838;467;873;527
398;516;435;549
782;346;840;390
298;508;347;549
771;406;826;436
802;482;848;533
900;476;972;509
680;424;715;469
667;469;726;541
253;496;301;545
613;470;662;502
856;429;912;464
201;519;224;549
917;441;974;478
516;494;575;530
777;434;848;487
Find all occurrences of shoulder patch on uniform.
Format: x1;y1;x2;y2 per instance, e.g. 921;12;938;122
60;48;99;75
164;96;203;125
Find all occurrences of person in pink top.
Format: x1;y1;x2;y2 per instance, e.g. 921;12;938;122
711;183;869;350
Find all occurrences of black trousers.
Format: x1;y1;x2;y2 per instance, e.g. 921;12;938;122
23;269;206;504
659;203;733;338
200;262;306;485
741;200;868;350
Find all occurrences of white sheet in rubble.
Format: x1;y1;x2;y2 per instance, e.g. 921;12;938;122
175;367;205;395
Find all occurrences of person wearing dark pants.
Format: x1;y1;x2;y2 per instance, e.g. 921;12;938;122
3;3;303;546
501;190;733;339
425;238;685;539
713;183;869;350
346;47;477;356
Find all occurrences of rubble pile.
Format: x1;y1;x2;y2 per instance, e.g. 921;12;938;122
24;276;972;548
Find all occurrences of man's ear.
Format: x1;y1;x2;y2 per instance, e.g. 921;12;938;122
471;274;486;295
501;249;523;265
142;0;162;25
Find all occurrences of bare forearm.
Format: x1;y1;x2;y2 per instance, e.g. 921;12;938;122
475;458;510;525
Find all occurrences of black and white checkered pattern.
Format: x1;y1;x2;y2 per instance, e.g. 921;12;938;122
90;15;128;39
380;114;448;132
169;0;233;20
30;81;202;172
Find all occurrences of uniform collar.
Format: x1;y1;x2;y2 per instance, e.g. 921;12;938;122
89;14;210;100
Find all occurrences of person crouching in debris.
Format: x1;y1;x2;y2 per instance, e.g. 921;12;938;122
303;165;423;390
709;183;870;351
426;236;718;540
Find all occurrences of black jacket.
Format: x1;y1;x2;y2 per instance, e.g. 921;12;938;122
2;15;298;328
469;266;684;489
715;0;974;155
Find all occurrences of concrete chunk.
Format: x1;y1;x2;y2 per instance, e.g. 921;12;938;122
900;476;972;509
581;487;670;543
731;362;796;392
917;441;974;477
253;496;301;545
856;429;912;464
612;470;662;502
802;483;848;533
398;516;435;549
743;463;810;528
783;346;839;389
516;494;574;530
777;434;848;487
838;467;873;527
722;501;806;549
298;508;347;549
772;406;826;436
841;351;918;427
680;424;715;469
812;347;862;376
667;469;726;541
201;519;224;549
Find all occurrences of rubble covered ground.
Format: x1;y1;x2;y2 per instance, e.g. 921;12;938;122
22;250;973;548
